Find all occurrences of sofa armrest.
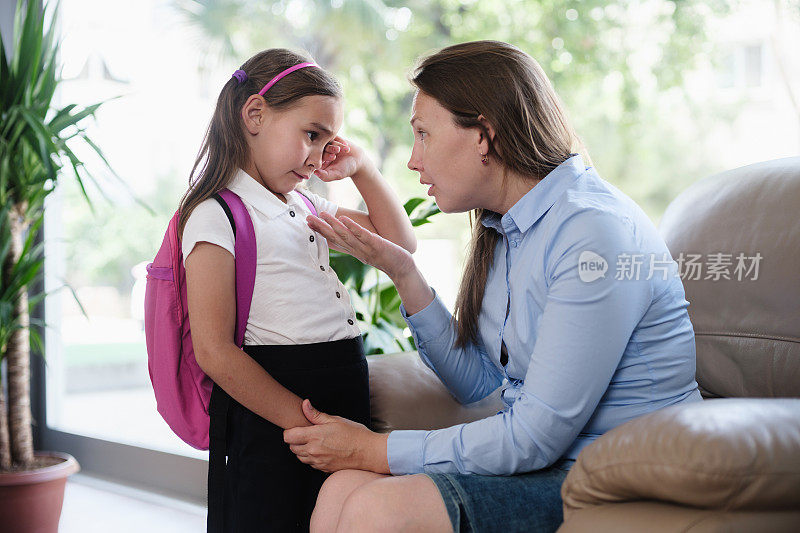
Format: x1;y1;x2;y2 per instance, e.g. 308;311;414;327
367;351;504;433
561;398;800;520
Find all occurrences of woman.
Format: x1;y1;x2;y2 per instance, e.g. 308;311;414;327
283;40;702;533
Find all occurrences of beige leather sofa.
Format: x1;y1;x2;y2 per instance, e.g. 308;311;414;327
366;157;800;531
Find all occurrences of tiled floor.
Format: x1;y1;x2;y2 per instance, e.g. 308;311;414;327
60;474;206;532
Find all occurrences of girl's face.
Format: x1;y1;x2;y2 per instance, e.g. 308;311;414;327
407;91;493;213
243;95;343;198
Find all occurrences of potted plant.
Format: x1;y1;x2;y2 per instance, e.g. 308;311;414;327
0;1;118;530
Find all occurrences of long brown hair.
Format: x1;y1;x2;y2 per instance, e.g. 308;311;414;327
177;49;341;239
410;40;579;348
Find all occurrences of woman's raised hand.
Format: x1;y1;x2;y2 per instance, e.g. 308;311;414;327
307;212;415;280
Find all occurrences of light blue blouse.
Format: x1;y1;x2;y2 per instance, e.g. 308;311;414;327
388;154;702;475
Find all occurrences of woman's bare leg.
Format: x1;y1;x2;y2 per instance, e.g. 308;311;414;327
335;473;452;533
310;469;388;533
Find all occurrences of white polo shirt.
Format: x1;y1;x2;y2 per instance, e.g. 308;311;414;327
181;169;361;345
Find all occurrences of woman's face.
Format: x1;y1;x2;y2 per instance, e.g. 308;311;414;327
407;91;492;213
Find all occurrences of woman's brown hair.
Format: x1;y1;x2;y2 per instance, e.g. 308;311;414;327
410;40;579;348
177;49;341;239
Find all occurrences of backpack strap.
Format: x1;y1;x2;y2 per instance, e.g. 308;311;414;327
207;189;256;533
213;195;237;237
297;190;318;216
215;189;256;347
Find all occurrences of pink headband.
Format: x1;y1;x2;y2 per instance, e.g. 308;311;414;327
257;62;318;96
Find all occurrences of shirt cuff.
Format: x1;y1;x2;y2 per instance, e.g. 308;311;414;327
386;430;428;475
399;288;452;345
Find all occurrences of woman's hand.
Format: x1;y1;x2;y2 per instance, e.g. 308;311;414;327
307;212;416;280
317;136;370;182
283;400;390;474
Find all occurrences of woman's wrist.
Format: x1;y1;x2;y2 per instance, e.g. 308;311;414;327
361;431;391;474
392;266;435;316
388;261;421;287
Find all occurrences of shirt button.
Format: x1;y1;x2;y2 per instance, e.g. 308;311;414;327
309;235;315;242
347;319;354;325
289;210;296;217
336;291;341;298
320;265;325;271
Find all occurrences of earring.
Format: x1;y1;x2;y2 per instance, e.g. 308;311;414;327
481;154;489;165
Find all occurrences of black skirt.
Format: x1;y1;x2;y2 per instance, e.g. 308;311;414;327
207;335;370;533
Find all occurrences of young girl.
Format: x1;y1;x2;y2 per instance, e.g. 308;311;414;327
178;49;416;532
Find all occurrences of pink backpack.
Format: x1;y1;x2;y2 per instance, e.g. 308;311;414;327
144;188;316;450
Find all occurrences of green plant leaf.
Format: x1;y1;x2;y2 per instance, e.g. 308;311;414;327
48;101;102;134
403;197;426;215
410;201;441;227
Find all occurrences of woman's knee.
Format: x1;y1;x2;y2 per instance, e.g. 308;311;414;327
311;470;386;533
336;474;451;533
336;481;393;531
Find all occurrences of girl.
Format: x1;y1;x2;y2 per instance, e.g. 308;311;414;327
283;41;702;532
179;49;415;532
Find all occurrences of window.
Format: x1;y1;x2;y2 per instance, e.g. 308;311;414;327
744;44;763;88
28;0;797;504
45;0;218;460
717;42;765;89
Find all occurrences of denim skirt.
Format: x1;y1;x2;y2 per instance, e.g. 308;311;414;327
425;457;576;533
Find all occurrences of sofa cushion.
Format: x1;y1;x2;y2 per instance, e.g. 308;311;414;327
558;501;800;533
561;398;800;517
367;351;504;432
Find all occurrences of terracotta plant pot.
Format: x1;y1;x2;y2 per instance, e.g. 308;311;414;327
0;452;80;533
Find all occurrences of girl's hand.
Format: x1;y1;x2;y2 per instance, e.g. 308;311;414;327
283;400;389;474
317;136;369;182
307;211;416;280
